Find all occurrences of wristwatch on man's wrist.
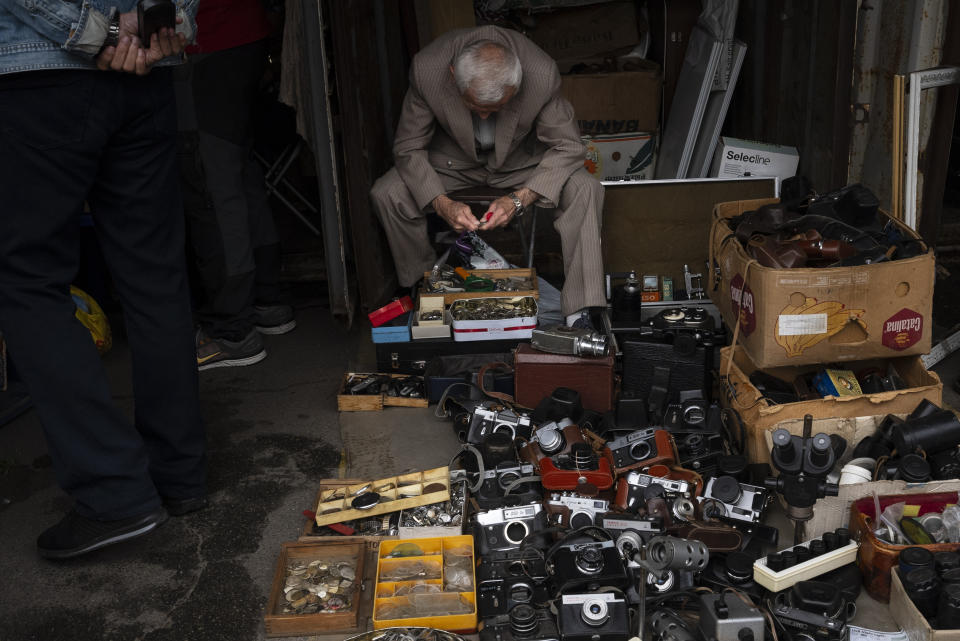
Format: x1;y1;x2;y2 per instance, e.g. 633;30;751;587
104;9;121;48
508;192;525;218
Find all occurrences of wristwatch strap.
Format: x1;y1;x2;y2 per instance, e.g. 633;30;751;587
104;9;121;48
508;192;525;218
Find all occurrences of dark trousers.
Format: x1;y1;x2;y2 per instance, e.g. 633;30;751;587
179;40;281;341
0;69;206;520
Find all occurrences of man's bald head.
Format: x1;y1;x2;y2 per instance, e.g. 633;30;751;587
452;40;522;106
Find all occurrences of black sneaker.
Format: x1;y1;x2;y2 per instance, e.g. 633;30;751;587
196;328;266;370
37;506;168;560
163;495;209;517
253;304;296;335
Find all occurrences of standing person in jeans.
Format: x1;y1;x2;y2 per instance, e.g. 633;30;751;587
181;0;295;371
0;1;208;558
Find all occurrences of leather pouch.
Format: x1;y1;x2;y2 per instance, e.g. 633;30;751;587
513;344;615;411
849;490;960;602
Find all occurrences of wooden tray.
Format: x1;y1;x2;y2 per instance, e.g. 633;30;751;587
315;467;451;527
337;372;428;412
301;481;400;542
420;267;539;305
264;540;367;637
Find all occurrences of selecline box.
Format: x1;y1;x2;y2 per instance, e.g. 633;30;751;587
711;137;799;181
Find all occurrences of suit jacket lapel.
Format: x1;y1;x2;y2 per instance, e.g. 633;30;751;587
492;94;522;169
440;80;478;162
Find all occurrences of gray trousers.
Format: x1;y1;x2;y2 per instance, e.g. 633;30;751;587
370;165;606;316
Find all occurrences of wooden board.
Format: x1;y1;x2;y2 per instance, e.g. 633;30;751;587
315;467;451;527
420;268;539;305
264;540;366;637
337;372;428;412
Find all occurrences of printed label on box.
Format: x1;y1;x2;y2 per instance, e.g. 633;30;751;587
729;274;756;336
882;308;924;350
777;313;828;336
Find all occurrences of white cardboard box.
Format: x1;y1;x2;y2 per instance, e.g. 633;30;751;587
582;132;657;181
411;296;450;340
711;136;799;181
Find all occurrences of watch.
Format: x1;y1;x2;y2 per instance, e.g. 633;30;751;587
104;9;121;48
507;192;525;218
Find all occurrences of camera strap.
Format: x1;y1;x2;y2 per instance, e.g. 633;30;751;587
477;361;517;405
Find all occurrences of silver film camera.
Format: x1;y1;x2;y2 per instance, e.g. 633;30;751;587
531;325;609;357
699;475;768;523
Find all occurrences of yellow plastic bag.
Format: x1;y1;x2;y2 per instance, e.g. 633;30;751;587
71;286;112;355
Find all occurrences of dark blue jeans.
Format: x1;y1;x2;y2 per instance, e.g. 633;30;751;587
0;69;206;520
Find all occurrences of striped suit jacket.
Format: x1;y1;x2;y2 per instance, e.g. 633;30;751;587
393;25;585;211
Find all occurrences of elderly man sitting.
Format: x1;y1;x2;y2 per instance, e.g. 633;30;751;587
370;25;605;326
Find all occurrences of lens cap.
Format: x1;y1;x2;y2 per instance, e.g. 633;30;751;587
898;453;932;482
900;546;936;573
351;492;380;510
712;476;742;504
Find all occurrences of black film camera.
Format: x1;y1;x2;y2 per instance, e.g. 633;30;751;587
548;540;628;593
466;403;534;444
475;463;542;510
477;551;549;619
557;594;631;641
473;502;549;557
770;580;856;641
479;604;560;641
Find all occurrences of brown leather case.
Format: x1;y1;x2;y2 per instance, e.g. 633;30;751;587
849;491;960;602
513;344;615;411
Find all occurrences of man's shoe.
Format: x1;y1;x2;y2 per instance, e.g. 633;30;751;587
163;495;209;517
196;328;267;371
254;304;296;335
37;506;168;560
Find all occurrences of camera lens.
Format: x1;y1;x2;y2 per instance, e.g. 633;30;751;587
809;539;826;557
483;432;516;466
897;454;932;482
492;423;517;441
571;443;595;468
537;425;564;454
575;546;605;575
936;552;960;575
498;470;521;491
942;568;960;585
795;546;812;564
904;567;941;618
900;547;936;575
509;583;534;604
683;404;706;426
940;584;960;629
725;552;754;585
630;440;652;461
822;532;839;551
767;554;785;572
581;598;610;626
780;551;797;568
718;454;749;480
711;476;743;504
569;510;594;529
835;527;851;546
504;520;529;545
509;603;539;636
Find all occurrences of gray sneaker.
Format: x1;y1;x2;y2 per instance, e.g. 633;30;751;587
196;328;266;371
254;304;296;335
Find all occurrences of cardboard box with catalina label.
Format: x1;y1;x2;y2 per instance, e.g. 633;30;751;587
711;137;799;181
709;198;934;369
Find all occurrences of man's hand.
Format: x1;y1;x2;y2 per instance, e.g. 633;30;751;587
478;187;539;230
96;12;186;75
433;195;480;233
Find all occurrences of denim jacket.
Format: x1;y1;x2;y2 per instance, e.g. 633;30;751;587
0;0;197;75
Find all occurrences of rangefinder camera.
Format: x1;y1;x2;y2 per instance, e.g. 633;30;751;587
473;502;549;556
557;593;631;641
545;493;610;529
605;428;676;473
468;404;534;444
476;463;541;509
699;475;768;523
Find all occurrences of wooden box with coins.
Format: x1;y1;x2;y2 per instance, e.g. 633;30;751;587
420;267;539;305
264;540;367;636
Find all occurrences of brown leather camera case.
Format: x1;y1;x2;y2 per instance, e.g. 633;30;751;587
513;344;615;411
849;490;960;602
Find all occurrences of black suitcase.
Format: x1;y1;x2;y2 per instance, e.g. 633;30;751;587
375;337;529;374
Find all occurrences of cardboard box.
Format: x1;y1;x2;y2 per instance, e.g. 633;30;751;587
529;2;641;63
368;296;413;327
371;311;412;344
582;131;657;181
890;568;960;641
560;65;662;135
411;297;451;340
710;198;935;368
758;414;960;539
337;372;428;412
711;137;799;181
718;345;942;466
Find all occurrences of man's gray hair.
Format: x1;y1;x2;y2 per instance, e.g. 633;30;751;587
452;40;522;104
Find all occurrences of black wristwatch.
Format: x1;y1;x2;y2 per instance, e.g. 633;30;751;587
508;192;525;218
104;9;121;48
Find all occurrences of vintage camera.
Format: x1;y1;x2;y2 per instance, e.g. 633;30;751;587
477;551;550;619
519;420;614;491
467;403;534;444
548;539;628;593
771;581;856;641
699;552;765;603
545;493;610;529
699;593;765;641
601;515;665;542
605;428;676;474
473;502;550;557
557;594;631;641
531;324;609;357
700;476;769;524
480;604;560;641
650;307;716;334
613;471;693;518
476;463;542;510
